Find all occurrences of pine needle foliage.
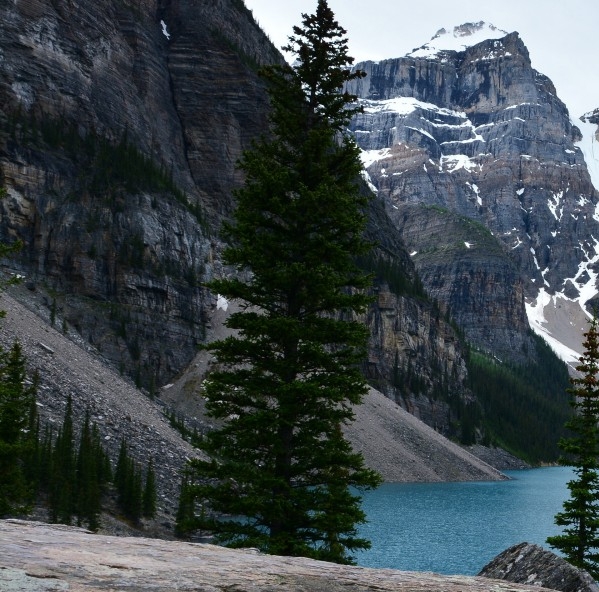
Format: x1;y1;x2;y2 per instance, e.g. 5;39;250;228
143;457;157;519
183;0;381;564
547;317;599;578
0;341;38;516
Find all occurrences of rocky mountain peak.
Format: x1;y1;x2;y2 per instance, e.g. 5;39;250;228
581;108;599;128
407;22;511;59
347;24;598;364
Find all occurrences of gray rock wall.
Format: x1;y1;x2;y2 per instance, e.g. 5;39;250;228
347;31;599;362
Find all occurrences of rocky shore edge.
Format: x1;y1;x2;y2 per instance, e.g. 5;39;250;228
0;519;565;592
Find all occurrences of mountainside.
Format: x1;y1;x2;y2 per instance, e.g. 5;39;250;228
0;0;279;388
0;289;503;520
347;22;599;365
0;3;579;461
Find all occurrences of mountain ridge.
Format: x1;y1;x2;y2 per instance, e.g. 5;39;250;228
347;24;599;364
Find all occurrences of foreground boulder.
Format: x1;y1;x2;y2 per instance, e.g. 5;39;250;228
0;520;557;592
479;542;599;592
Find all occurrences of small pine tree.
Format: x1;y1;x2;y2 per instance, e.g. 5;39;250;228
38;424;54;493
75;410;101;530
175;475;203;538
49;396;76;524
142;457;157;519
127;460;143;524
114;437;129;496
0;341;38;516
547;316;599;578
23;390;41;492
91;423;112;485
114;438;143;523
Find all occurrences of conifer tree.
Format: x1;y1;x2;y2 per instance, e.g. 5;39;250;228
547;316;599;578
23;386;41;492
127;460;143;523
75;410;101;530
49;396;76;524
0;225;33;516
143;457;157;519
0;341;38;515
115;437;129;496
175;476;199;537
91;423;112;486
185;0;380;564
114;438;143;523
38;424;54;493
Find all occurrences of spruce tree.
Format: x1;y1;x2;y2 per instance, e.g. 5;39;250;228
175;476;197;538
75;410;101;530
115;437;129;497
547;316;599;578
185;0;380;564
142;457;157;519
114;438;144;523
49;396;76;524
0;341;37;515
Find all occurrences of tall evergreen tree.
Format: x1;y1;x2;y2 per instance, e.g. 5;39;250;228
0;216;32;516
143;457;157;519
75;410;101;530
184;0;380;564
547;316;599;578
0;341;37;515
49;396;76;524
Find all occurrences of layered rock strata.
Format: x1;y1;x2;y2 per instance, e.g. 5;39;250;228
0;0;279;385
347;26;599;361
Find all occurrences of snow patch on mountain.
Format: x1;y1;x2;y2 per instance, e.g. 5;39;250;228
441;154;479;173
360;147;391;169
526;289;581;365
408;22;509;59
526;235;599;364
576;115;599;193
360;97;466;119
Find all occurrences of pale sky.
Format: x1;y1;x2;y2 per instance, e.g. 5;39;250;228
243;0;598;119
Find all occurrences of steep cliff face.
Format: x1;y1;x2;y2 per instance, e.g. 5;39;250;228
362;195;473;437
0;0;279;386
347;23;599;362
0;0;477;408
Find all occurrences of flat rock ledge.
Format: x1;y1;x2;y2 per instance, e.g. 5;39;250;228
1;520;557;592
479;542;599;592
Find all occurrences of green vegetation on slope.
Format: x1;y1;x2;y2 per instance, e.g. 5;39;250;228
467;333;571;463
0;109;204;225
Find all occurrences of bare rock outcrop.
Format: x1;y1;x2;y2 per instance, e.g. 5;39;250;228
479;542;599;592
0;519;558;592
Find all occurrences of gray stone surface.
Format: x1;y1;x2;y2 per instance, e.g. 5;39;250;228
479;542;599;592
0;519;558;592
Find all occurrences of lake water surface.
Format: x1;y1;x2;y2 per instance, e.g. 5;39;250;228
354;466;573;575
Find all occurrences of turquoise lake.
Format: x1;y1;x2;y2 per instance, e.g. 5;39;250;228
354;466;573;575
